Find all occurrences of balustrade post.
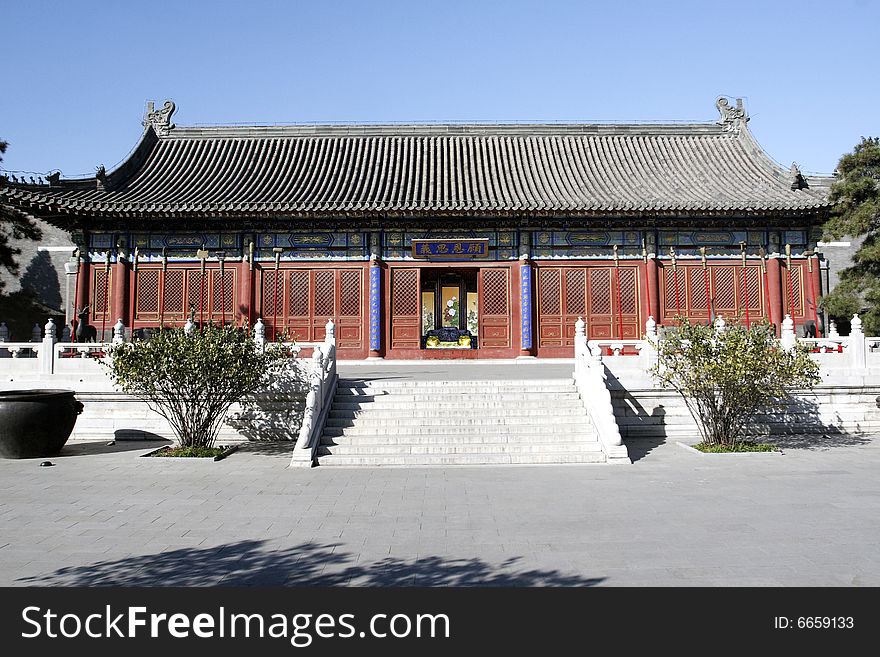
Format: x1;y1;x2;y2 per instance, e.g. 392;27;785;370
849;314;866;370
41;318;57;374
780;314;796;352
0;322;8;342
112;318;126;344
253;317;265;349
574;316;586;378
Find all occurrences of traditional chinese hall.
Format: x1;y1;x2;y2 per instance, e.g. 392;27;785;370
0;98;832;359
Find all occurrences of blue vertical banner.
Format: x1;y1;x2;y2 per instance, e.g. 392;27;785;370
520;263;533;351
369;264;382;352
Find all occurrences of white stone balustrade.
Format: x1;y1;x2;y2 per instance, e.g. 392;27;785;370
289;319;339;468
572;317;630;463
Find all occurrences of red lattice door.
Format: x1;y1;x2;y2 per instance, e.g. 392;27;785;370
390;268;420;349
661;264;765;323
263;268;364;350
90;267;112;325
782;262;806;321
479;268;511;349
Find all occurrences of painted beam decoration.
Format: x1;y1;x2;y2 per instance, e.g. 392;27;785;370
412;239;490;260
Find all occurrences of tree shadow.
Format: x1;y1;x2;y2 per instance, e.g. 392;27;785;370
751;395;873;450
226;360;310;441
16;539;606;587
20;250;62;311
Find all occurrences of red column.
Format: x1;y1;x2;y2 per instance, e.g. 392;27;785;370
111;260;129;332
238;261;252;326
809;255;822;335
647;257;660;324
766;256;783;332
75;259;91;315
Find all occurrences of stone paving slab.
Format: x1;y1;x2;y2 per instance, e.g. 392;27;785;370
1;433;879;586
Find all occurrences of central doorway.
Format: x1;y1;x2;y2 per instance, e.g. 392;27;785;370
420;269;479;349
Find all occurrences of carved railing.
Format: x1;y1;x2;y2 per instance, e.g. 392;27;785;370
288;320;338;468
573;317;631;464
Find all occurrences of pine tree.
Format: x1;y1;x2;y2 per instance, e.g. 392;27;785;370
822;137;880;333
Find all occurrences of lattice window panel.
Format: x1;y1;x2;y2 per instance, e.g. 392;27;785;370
539;269;561;315
589;269;611;315
618;268;637;315
211;270;235;313
313;270;336;316
482;269;509;316
187;270;209;316
164;270;185;315
392;269;419;317
713;267;737;311
741;268;762;316
340;270;361;317
91;269;111;320
565;269;586;315
136;270;160;316
688;267;709;311
262;270;284;318
288;270;310;318
663;267;686;312
786;265;804;316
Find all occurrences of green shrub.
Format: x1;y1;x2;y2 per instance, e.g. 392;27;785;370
105;324;297;448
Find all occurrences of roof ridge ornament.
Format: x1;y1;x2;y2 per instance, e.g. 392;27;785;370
715;96;748;133
143;100;176;136
790;162;807;190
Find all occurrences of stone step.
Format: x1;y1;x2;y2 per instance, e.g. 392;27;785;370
340;379;573;389
324;422;594;437
322;432;597;445
329;406;587;419
325;414;590;428
333;392;582;402
321;442;603;455
317;452;608;466
332;399;583;411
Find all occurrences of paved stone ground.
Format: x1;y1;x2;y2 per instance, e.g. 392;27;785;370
2;431;879;586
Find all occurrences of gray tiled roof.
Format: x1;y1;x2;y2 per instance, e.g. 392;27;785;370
1;104;832;219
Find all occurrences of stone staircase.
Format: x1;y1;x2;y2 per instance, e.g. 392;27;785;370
317;378;606;466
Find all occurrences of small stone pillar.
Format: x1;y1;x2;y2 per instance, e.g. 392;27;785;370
0;322;8;342
714;314;726;332
184;318;195;335
41;319;58;375
112;318;126;344
32;323;42;343
781;314;796;351
253;317;266;347
849;314;866;370
325;319;336;347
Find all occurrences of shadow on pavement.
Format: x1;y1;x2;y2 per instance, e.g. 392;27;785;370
17;539;606;587
59;439;171;457
624;437;666;462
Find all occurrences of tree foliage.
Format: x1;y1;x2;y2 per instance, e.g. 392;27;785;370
822;136;880;333
0;140;43;291
105;324;298;448
653;319;820;447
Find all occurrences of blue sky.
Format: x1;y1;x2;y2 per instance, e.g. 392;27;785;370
1;0;877;176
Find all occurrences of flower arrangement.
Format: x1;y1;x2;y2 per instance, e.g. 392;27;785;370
443;296;458;326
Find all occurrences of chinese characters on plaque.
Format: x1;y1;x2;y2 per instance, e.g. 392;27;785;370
412;239;490;259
